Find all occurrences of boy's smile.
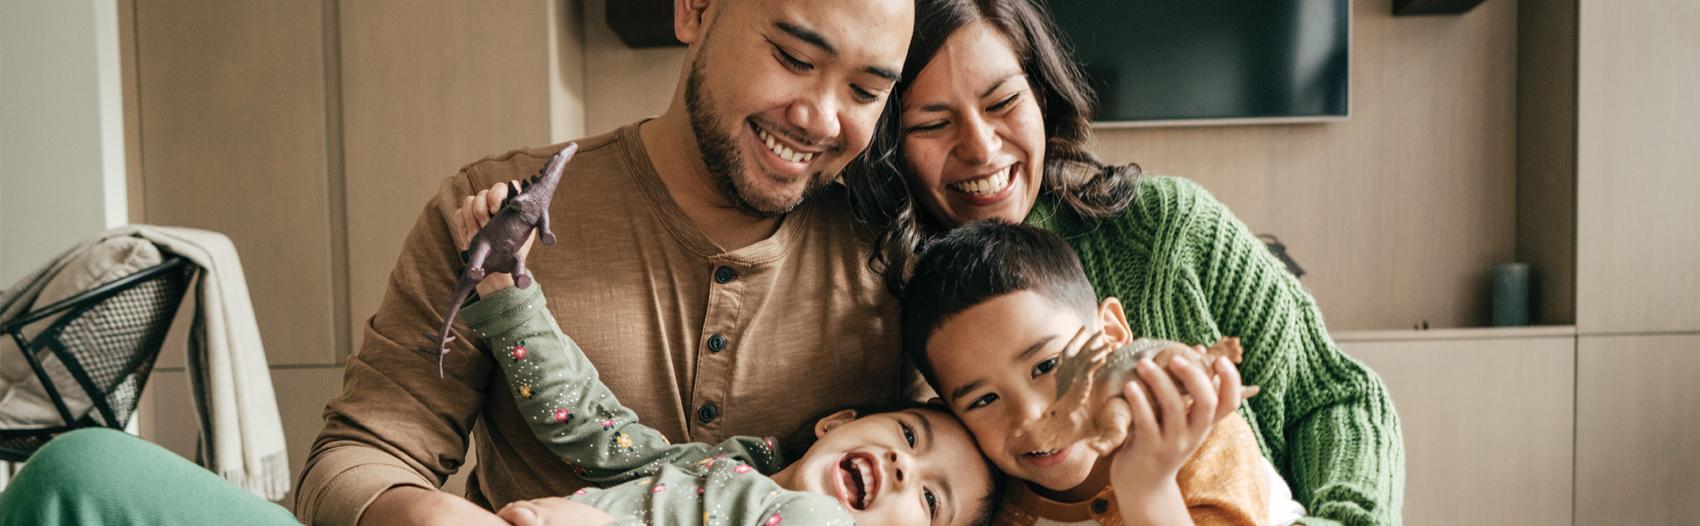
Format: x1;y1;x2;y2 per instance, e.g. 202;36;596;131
926;290;1133;499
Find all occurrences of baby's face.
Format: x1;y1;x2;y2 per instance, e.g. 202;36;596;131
925;290;1112;492
787;408;993;526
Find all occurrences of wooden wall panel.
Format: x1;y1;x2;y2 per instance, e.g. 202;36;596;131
1516;0;1577;326
1574;0;1700;334
1097;0;1520;331
338;0;553;358
135;0;337;366
1575;334;1700;523
1343;335;1575;526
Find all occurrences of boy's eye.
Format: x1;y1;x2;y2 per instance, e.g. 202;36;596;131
925;488;940;519
1032;357;1058;378
966;393;998;410
901;421;917;448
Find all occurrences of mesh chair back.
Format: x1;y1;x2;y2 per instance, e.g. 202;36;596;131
0;255;195;461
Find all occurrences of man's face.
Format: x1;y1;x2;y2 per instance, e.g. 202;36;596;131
684;0;912;217
925;290;1105;492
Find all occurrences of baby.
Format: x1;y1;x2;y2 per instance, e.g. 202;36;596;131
450;182;999;526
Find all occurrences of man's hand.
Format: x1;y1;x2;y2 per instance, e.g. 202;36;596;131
497;497;614;526
453;180;538;298
358;486;507;526
1108;355;1244;525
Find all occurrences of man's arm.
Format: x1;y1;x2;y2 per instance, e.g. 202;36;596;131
294;171;501;526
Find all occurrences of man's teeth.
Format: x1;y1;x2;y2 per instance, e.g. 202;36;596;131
758;128;814;163
949;166;1013;196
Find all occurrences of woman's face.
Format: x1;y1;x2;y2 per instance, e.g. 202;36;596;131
899;21;1047;228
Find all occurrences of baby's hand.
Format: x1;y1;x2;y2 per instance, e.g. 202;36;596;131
454;180;537;298
496;497;613;526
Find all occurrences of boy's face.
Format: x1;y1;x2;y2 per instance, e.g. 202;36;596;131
925;290;1130;492
787;408;993;526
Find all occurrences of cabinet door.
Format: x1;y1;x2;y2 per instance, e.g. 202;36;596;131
1575;334;1700;524
1343;336;1574;526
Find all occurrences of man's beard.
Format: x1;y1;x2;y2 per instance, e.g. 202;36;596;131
685;58;827;219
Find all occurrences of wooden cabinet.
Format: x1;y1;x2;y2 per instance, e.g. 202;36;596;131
1575;334;1700;524
1341;332;1575;526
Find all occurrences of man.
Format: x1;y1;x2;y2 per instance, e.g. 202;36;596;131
293;1;916;524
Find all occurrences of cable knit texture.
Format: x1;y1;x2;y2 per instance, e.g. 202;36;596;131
1026;176;1405;526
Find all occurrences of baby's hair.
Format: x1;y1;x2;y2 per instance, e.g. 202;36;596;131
900;221;1100;391
783;400;1006;526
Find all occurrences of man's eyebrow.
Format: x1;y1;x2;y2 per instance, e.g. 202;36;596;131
775;21;836;55
865;65;900;83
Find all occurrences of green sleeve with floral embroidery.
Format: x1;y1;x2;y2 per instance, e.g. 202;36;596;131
461;284;782;485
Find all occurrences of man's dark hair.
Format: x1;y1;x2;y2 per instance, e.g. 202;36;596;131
900;221;1100;390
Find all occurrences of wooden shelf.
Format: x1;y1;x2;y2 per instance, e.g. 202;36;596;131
1334;325;1576;343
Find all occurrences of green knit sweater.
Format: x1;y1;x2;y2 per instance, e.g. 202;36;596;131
1026;176;1405;526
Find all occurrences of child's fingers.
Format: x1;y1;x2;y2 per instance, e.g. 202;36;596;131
1212;356;1245;422
497;502;543;526
1169;355;1217;432
485;180;510;215
471;189;492;229
1122;377;1158;442
1138;358;1186;436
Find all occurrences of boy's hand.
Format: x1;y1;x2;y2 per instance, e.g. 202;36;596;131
454;180;537;298
1108;355;1245;525
496;497;613;526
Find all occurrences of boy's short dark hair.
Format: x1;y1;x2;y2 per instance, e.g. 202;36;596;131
900;221;1100;389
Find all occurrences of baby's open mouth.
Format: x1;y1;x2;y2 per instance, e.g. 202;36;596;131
836;452;880;510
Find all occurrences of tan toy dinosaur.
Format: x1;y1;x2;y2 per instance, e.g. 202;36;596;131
1012;334;1259;456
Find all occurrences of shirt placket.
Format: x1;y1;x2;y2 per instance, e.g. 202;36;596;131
689;259;745;443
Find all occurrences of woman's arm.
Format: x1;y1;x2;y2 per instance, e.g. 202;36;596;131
1171;178;1405;525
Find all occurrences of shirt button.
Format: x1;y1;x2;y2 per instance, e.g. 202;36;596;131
707;334;727;353
713;266;736;284
697;403;720;423
1090;498;1110;514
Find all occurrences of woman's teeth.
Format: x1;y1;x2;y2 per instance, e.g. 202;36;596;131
949;165;1013;197
758;128;814;163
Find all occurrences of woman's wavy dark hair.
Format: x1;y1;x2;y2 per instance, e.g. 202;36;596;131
846;0;1142;296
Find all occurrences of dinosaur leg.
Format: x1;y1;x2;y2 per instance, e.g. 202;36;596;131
538;210;556;246
513;258;533;289
1087;397;1134;456
464;243;491;282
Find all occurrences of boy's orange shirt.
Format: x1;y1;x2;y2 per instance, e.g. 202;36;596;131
993;414;1268;526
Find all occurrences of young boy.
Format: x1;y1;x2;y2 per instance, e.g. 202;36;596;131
900;221;1302;526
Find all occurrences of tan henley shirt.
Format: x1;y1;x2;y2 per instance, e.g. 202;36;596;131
293;124;902;525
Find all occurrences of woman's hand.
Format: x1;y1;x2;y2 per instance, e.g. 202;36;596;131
497;497;614;526
1108;355;1245;525
453;180;537;298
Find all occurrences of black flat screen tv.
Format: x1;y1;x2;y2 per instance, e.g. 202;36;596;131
1045;0;1350;126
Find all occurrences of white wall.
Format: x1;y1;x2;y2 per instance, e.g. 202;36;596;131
0;0;129;285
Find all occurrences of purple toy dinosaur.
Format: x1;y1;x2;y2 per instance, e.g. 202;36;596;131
429;143;576;377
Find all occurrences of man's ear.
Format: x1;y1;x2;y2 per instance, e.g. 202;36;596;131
1097;297;1133;347
675;0;714;45
814;409;859;439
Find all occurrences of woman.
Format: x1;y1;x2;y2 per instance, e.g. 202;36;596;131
845;1;1404;524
